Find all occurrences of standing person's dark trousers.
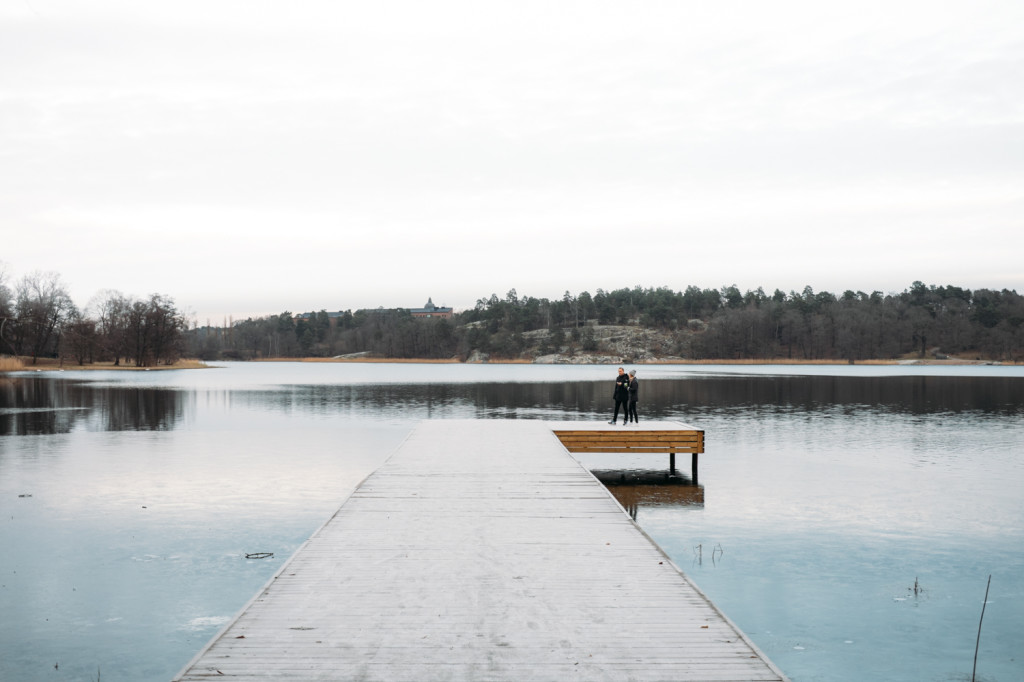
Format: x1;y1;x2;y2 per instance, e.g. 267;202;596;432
627;372;639;423
611;394;628;424
609;367;630;425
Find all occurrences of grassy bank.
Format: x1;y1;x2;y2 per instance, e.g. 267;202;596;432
0;356;25;372
1;357;208;372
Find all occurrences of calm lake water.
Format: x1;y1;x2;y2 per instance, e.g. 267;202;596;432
2;362;1023;682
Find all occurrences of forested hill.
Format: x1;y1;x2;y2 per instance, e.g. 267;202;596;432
190;282;1023;363
4;276;1020;366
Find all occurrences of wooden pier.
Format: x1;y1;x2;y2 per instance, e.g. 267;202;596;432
174;419;786;681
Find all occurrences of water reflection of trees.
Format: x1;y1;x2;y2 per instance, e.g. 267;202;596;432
2;374;1019;435
663;375;1024;417
92;387;187;432
215;382;617;421
0;377;187;435
253;376;1024;420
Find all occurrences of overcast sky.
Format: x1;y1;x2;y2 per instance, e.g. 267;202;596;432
3;0;1022;323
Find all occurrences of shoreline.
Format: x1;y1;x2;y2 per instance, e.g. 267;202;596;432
1;358;210;372
4;355;1013;373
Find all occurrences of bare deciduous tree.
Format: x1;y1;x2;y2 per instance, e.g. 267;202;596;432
13;271;76;364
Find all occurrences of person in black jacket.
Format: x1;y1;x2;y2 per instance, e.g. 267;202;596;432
608;367;630;425
627;370;639;424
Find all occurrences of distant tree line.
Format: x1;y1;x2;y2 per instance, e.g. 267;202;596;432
2;265;1020;365
186;282;1023;363
0;268;187;366
191;309;462;361
691;282;1023;361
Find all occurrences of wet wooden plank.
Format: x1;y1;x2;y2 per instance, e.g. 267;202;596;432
174;420;785;682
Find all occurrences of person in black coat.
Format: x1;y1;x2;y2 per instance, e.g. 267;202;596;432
627;370;639;424
609;367;630;425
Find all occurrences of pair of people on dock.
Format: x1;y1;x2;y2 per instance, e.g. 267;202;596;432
609;367;639;425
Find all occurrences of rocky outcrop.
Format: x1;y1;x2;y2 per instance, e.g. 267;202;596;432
532;353;623;364
523;324;688;364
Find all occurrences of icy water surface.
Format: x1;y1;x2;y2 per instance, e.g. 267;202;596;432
1;362;1023;681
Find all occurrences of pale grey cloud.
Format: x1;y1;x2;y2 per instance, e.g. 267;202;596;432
2;0;1023;321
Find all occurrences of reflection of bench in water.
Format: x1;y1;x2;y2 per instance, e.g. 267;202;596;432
549;421;705;478
592;469;704;519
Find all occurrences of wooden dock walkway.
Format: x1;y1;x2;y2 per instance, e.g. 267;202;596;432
174;420;787;681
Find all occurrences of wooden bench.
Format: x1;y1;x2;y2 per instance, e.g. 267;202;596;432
548;421;705;479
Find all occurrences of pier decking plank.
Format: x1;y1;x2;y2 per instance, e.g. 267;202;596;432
174;420;786;681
